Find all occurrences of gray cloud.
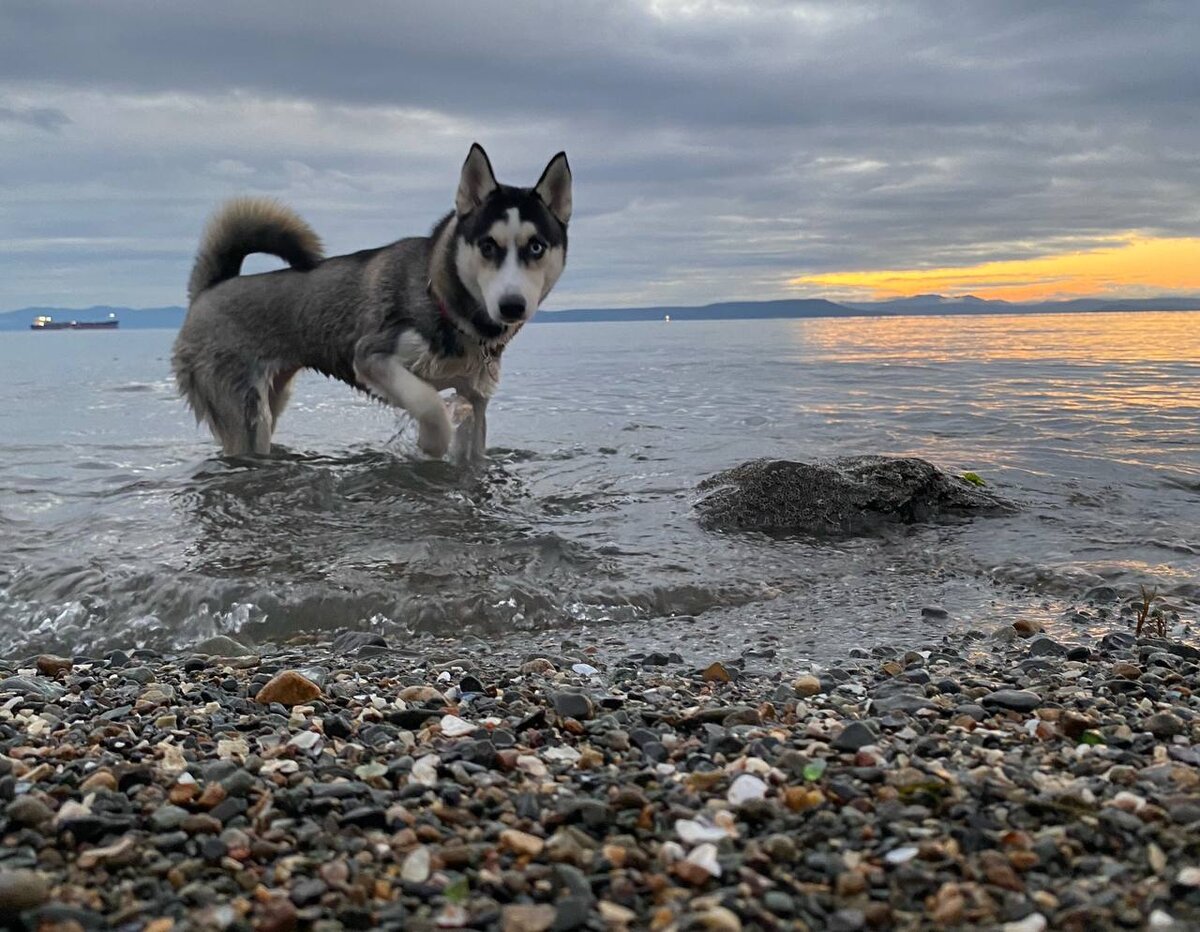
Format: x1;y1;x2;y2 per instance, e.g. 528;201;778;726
0;103;70;132
0;0;1198;309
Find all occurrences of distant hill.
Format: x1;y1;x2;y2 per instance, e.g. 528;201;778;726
536;298;855;323
840;294;1200;315
2;294;1199;332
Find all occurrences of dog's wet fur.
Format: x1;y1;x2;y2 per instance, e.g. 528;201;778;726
172;144;571;459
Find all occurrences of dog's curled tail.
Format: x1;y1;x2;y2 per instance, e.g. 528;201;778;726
187;197;324;302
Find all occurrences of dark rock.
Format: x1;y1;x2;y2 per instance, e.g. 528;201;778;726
552;896;592;931
551;692;594;720
463;739;498;768
832;721;879;752
0;677;64;699
332;631;389;654
194;635;253;657
1146;712;1185;739
340;806;388;829
150;831;189;851
290;878;328;906
6;796;53;827
221;769;257;797
872;693;937;715
559;798;611;828
200;837;228;861
386;710;440;730
981;689;1041;713
209;798;247;823
1100;632;1136;652
460;674;485;694
0;869;49;917
1027;637;1068;657
151;805;189;831
764;890;797;917
695;455;1014;534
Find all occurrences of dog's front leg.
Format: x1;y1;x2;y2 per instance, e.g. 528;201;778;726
354;350;452;458
449;392;489;463
470;396;488;461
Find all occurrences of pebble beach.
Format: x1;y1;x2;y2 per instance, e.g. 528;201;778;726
2;617;1199;931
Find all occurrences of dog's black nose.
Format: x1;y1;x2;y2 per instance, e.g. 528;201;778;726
499;298;526;321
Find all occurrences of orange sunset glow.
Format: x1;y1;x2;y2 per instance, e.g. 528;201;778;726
791;235;1200;302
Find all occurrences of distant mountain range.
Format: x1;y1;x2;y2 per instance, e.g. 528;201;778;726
2;294;1199;332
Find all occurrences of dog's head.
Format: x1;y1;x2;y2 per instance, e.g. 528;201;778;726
452;143;571;328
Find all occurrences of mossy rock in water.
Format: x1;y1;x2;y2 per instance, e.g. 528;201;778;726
695;455;1015;535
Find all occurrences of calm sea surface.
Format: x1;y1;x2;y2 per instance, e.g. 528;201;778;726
1;312;1198;661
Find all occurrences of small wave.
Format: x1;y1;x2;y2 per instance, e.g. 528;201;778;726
108;382;161;393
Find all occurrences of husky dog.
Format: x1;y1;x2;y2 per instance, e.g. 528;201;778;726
172;144;571;459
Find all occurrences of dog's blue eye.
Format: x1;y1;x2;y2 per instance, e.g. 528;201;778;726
479;238;499;259
527;239;545;257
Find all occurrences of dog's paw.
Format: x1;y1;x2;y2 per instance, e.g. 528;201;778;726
417;408;453;459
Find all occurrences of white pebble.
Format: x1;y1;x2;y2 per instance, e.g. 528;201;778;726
411;754;440;786
542;746;582;764
884;846;919;865
571;663;599;676
516;755;548;777
1107;790;1146;813
675;818;729;845
216;738;248;761
1149;909;1177;929
1177;866;1200;887
260;760;299;775
287;730;322;752
401;845;431;883
686;842;722;877
727;773;768;805
658;840;686;866
439;715;476;737
1002;915;1046;932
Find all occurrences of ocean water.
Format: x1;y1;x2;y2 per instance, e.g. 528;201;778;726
1;312;1198;662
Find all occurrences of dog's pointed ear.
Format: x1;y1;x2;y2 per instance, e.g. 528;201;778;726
535;151;572;225
456;143;498;216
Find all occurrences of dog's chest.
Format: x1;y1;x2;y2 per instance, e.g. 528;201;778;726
395;330;500;397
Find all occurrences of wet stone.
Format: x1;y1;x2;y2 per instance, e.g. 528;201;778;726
551;692;594;720
331;631;389;654
290;878;328;906
0;870;50;917
7;795;54;827
1146;712;1185;739
832;721;879;752
1027;637;1068;657
981;689;1041;712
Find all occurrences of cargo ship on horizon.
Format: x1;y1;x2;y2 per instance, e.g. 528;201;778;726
31;313;119;331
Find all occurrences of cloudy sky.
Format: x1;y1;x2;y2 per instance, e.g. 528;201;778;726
1;0;1199;311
